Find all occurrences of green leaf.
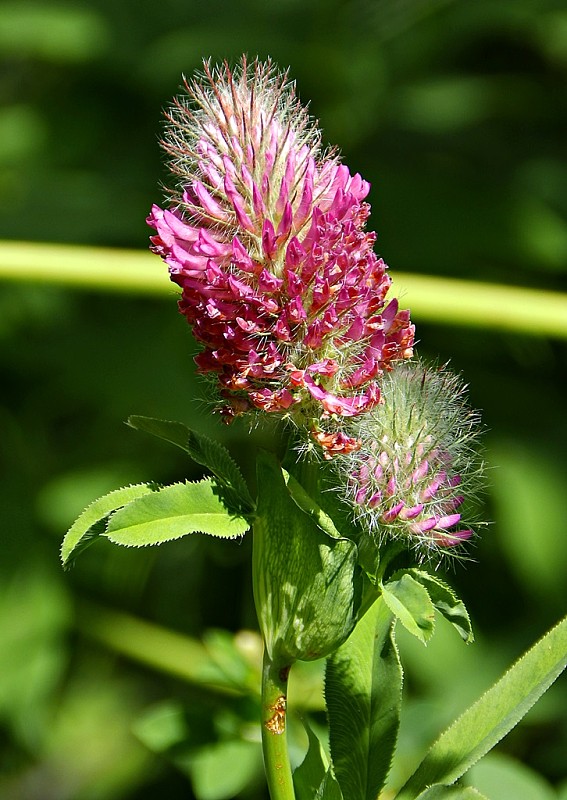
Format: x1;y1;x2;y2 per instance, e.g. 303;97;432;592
284;470;343;539
316;768;344;800
395;614;567;800
105;479;250;547
408;569;474;643
60;483;154;567
253;452;359;663
294;723;328;800
382;573;436;644
326;597;402;800
416;786;489;799
127;414;191;450
127;415;254;514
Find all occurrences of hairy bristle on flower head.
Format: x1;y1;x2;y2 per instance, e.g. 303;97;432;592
336;362;484;557
147;56;414;455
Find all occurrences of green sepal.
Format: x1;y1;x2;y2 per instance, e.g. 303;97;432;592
60;483;155;567
395;614;567;800
407;569;474;643
293;723;328;800
253;452;359;663
381;572;436;644
127;415;254;515
105;479;250;547
326;597;402;800
415;786;489;799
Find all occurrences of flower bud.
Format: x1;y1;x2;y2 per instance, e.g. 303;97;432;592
148;57;414;456
337;362;484;557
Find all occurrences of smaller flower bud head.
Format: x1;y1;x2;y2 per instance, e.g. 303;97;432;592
147;56;414;456
338;362;484;557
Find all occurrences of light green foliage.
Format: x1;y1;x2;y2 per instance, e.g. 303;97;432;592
395;615;567;799
325;598;402;800
60;483;154;566
105;479;249;546
0;3;109;62
185;740;263;800
61;478;249;561
134;700;264;800
284;470;343;540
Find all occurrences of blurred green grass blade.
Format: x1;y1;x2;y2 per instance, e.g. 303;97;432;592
76;602;259;695
2;240;567;338
395;615;567;800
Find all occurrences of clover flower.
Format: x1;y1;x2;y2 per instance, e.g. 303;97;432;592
338;362;483;554
148;57;414;456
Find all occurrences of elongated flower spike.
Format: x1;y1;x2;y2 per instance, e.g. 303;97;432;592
338;362;484;557
148;56;414;456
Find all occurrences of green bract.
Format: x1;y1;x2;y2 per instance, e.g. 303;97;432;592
253;452;360;664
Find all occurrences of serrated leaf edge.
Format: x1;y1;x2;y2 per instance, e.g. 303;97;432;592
396;614;567;799
416;785;489;800
104;478;250;547
60;482;154;567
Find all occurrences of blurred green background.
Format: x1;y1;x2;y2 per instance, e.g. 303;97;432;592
1;0;566;798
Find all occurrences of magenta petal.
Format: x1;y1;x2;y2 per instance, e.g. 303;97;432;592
276;201;293;240
399;503;424;520
435;513;462;530
381;502;404;523
262;219;277;259
193;181;229;219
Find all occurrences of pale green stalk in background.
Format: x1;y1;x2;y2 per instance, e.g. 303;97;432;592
1;239;567;339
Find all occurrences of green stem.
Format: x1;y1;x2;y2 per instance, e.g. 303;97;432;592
261;650;296;800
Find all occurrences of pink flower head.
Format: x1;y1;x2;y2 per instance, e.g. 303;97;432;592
338;363;484;556
148;57;414;455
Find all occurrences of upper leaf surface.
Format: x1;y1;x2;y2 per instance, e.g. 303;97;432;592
61;483;154;567
284;470;343;540
105;479;249;546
